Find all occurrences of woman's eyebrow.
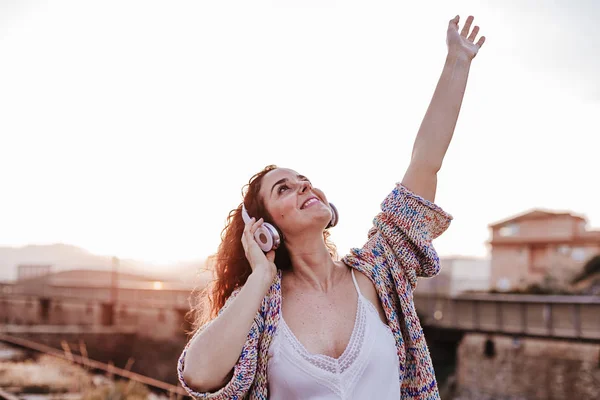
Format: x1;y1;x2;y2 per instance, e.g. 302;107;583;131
271;178;288;195
270;175;310;195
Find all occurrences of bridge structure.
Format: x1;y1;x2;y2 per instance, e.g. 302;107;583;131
2;280;599;342
414;292;600;342
0;279;195;342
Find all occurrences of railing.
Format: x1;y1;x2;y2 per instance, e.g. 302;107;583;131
414;293;600;341
0;324;138;335
1;284;191;309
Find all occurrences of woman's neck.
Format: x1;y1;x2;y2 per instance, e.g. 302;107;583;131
284;234;343;293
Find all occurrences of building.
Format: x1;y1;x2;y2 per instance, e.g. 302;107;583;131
489;209;600;291
415;256;491;296
1;269;201;339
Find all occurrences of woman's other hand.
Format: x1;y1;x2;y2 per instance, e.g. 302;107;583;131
446;15;486;61
241;217;277;282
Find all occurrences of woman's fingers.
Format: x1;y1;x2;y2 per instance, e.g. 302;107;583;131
241;217;268;258
249;218;264;236
265;250;275;263
468;26;479;42
451;14;485;48
460;15;474;37
476;36;486;48
244;217;255;230
241;217;255;251
241;227;249;252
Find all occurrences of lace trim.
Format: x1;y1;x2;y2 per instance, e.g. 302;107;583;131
272;294;396;398
277;340;344;398
279;293;366;375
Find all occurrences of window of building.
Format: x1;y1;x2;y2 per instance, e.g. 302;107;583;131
499;223;519;237
496;277;511;292
484;338;496;358
557;245;571;255
572;247;587;262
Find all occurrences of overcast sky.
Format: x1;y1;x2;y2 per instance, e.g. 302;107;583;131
1;0;598;265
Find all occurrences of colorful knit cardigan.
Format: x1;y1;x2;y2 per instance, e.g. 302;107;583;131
178;183;453;399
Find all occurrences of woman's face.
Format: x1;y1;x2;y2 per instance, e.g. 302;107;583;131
259;168;332;236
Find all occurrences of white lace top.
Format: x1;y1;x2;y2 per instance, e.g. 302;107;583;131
267;269;401;399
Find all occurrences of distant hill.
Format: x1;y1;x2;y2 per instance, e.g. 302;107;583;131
0;243;208;285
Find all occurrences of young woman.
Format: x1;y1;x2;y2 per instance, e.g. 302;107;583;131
178;15;485;400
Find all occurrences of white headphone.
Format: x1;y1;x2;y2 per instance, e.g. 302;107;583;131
241;202;339;253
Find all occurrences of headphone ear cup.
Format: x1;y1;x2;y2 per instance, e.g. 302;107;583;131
254;222;282;252
326;202;339;229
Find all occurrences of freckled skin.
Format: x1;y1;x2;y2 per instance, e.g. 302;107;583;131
281;265;387;358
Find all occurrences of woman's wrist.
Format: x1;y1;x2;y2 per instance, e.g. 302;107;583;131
248;267;276;291
446;51;472;65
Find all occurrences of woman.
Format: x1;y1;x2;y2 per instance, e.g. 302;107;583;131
178;15;485;400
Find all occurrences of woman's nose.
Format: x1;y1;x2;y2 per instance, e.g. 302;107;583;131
299;181;310;193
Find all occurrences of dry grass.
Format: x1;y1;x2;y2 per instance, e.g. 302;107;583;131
82;380;150;400
0;354;92;393
0;352;159;399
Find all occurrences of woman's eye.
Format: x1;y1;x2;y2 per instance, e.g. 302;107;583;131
278;184;289;194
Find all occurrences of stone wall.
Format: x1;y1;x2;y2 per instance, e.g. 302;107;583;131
455;333;600;399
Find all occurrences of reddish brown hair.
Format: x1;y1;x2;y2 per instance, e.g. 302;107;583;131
188;165;337;333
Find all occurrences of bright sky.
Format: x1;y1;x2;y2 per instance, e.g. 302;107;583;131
1;0;598;265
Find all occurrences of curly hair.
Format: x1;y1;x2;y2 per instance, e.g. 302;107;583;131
187;165;337;333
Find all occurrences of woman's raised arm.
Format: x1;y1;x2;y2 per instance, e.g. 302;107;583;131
402;15;485;202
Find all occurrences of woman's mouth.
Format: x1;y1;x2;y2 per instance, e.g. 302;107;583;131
301;197;320;209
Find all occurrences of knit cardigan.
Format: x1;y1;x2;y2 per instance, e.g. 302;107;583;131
178;183;453;399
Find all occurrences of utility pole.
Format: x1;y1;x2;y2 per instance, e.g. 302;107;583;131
111;256;119;305
101;256;119;326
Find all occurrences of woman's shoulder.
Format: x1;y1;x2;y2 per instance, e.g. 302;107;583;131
347;264;388;324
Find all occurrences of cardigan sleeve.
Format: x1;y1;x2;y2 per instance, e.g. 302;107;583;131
177;286;261;399
345;183;453;289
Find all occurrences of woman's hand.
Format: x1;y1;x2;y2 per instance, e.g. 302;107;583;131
446;15;486;61
241;217;277;282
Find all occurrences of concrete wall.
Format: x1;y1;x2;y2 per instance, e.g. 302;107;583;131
0;297;191;340
491;245;533;290
491;215;579;242
455;333;600;399
447;258;491;295
491;243;600;291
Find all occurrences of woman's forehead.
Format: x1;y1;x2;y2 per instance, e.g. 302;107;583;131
261;168;303;193
263;168;302;183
